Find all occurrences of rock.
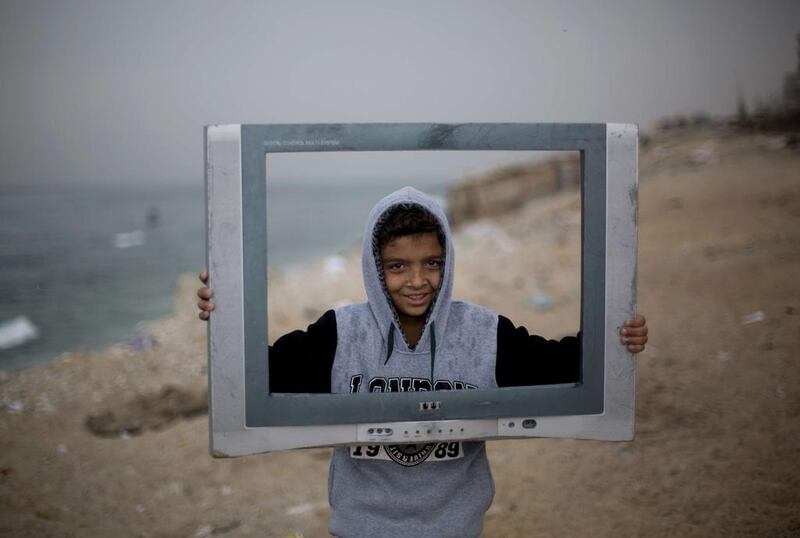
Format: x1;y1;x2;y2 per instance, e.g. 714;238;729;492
85;385;208;437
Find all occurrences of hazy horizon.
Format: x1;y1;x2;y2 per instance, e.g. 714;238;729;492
1;0;798;187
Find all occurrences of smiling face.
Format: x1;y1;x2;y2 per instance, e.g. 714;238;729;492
380;231;444;329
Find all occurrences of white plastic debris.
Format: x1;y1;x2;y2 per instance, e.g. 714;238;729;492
286;501;327;516
716;351;731;363
5;400;24;413
57;443;68;454
741;311;765;325
527;293;554;311
193;525;214;538
690;143;719;165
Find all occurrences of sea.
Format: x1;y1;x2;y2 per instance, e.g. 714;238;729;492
0;179;448;371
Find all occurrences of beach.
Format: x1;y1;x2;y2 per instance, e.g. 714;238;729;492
1;126;799;537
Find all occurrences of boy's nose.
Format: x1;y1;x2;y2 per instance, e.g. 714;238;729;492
408;267;425;287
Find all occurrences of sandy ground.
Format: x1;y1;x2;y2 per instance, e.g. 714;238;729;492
1;128;799;537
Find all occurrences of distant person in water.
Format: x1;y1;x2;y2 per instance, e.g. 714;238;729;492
146;206;160;229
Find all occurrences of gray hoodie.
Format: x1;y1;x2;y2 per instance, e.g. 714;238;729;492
328;187;499;538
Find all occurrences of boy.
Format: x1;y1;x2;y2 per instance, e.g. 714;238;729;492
197;187;648;537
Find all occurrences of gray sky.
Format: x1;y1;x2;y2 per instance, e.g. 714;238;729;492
1;0;798;186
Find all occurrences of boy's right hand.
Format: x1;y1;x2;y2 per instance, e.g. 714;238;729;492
197;271;215;321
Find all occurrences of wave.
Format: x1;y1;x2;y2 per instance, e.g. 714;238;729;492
113;230;145;249
0;316;40;350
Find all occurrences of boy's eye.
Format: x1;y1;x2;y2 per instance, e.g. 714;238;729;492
426;259;443;268
386;262;404;271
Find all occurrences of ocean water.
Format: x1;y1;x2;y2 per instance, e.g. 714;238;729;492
0;180;447;371
266;181;447;268
0;183;206;371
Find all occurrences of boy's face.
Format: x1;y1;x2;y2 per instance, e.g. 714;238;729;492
380;231;444;324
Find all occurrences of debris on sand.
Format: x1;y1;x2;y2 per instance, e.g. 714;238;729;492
741;310;766;324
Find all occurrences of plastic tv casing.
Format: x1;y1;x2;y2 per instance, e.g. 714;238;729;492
204;123;638;457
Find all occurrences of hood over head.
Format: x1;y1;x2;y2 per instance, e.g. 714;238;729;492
361;186;454;355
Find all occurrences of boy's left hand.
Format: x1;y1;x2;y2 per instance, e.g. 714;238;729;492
620;314;648;354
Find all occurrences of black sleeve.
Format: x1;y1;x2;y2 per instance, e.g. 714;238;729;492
495;315;581;387
268;309;337;393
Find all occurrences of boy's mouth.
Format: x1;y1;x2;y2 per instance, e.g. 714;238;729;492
404;292;431;306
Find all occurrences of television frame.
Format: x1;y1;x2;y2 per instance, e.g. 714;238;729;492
205;123;638;457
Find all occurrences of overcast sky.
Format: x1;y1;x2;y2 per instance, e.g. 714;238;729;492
1;0;798;187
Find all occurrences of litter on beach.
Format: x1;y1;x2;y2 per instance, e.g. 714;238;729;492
4;400;24;414
741;310;765;324
690;142;720;165
285;501;328;516
527;293;555;311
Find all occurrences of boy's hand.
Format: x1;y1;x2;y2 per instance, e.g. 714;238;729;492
620;314;648;354
197;271;215;321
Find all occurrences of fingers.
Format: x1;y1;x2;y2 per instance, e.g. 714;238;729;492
622;335;647;345
620;336;647;353
619;332;647;354
621;325;648;338
197;296;215;322
197;271;214;321
621;315;647;339
198;299;215;312
197;278;214;321
197;286;214;300
620;315;648;353
624;314;646;328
